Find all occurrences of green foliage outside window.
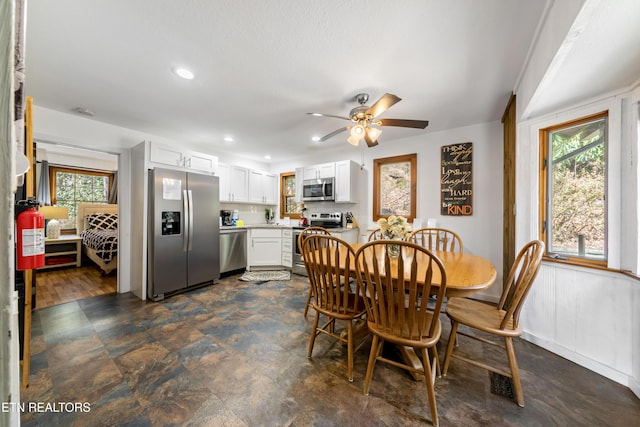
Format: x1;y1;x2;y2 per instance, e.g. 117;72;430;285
53;169;110;229
547;116;606;260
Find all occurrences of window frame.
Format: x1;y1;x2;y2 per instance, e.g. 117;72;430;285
538;110;608;268
279;172;301;220
49;166;114;230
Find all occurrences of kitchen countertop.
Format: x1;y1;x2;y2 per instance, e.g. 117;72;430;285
220;225;359;232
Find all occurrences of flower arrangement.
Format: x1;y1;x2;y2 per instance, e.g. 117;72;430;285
377;215;412;240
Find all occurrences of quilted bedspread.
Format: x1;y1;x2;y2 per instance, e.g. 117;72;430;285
80;228;118;262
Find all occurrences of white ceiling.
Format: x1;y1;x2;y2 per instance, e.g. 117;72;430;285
23;1;638;163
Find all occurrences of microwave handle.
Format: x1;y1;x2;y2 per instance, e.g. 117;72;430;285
322;181;327;198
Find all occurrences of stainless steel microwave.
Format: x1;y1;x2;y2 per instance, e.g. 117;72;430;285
302;177;335;201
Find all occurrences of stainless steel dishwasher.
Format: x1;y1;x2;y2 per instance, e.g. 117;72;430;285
220;228;247;274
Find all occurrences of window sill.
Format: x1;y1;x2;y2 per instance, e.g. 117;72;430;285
543;255;610;272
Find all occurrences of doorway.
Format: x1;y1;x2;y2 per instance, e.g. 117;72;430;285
34;141;119;309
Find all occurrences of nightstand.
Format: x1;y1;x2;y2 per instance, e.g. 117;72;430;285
38;235;82;270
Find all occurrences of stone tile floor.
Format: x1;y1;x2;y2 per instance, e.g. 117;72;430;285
21;273;640;426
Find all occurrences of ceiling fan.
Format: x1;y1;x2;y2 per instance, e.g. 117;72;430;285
307;93;429;147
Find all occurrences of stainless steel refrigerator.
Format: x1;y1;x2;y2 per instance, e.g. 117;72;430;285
148;167;220;300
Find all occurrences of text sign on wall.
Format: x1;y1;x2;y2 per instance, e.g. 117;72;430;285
441;142;473;216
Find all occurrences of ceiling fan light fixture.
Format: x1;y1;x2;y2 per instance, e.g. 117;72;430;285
366;127;382;141
351;123;365;138
347;135;360;146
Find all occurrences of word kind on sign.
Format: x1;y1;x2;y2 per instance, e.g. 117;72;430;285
440;142;472;216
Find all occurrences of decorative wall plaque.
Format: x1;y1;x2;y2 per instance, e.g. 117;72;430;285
440;142;473;216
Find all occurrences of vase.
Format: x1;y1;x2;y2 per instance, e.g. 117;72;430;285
386;238;402;259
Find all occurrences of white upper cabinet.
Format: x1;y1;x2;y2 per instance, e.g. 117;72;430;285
334;160;359;203
294;167;304;203
148;141;218;174
218;163;249;202
248;170;277;204
303;162;335;180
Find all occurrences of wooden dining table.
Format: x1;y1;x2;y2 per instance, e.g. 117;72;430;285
324;242;498;380
345;243;497;297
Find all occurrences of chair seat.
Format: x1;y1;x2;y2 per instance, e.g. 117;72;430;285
313;292;366;319
369;311;441;349
445;297;522;337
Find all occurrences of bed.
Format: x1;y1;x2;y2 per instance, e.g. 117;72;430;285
77;203;118;275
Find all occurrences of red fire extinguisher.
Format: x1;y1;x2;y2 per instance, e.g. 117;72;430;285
16;199;45;270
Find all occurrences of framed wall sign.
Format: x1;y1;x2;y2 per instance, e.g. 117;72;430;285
373;153;416;221
441;142;473;215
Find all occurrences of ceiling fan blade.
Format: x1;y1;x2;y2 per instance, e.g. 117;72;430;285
376;118;429;129
319;126;349;142
365;93;401;118
307;112;351;121
364;130;379;147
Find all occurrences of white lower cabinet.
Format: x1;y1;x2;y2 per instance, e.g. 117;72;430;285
281;229;292;267
247;228;292;270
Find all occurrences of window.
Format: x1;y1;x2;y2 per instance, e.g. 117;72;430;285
280;172;301;219
50;166;114;230
539;111;607;266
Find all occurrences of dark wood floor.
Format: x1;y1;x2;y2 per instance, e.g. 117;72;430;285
22;273;640;426
35;263;116;309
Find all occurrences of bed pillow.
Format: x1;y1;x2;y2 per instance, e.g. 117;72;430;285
87;213;118;230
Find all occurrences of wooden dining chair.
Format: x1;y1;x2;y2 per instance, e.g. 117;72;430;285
368;228;384;241
298;226;332;317
302;234;367;382
354;240;447;426
408;228;463;253
442;240;544;407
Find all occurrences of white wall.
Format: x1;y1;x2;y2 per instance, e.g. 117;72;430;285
272;120;505;302
516;89;640;392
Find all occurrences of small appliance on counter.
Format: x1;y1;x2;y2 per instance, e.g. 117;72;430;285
220;210;233;226
232;210;239;226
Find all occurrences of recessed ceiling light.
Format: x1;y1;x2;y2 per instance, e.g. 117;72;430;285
264;155;271;160
173;67;194;80
311;136;321;142
223;136;234;144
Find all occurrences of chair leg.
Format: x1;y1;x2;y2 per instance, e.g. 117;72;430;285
307;311;320;358
347;319;354;382
505;336;524;407
303;287;313;317
363;335;382;395
431;346;441;378
442;320;459;375
421;347;439;427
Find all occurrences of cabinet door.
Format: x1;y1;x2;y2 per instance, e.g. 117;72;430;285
218;163;231;202
249;238;282;267
249;171;277;204
248;170;264;203
263;173;278;204
149;143;184;168
281;229;292;267
294;167;304;203
303;166;319;180
318;162;336;178
229;166;249;202
186;150;218;174
304;162;336;180
335;160;357;203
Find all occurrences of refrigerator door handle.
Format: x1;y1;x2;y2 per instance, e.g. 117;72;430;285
187;189;194;251
183;189;189;252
